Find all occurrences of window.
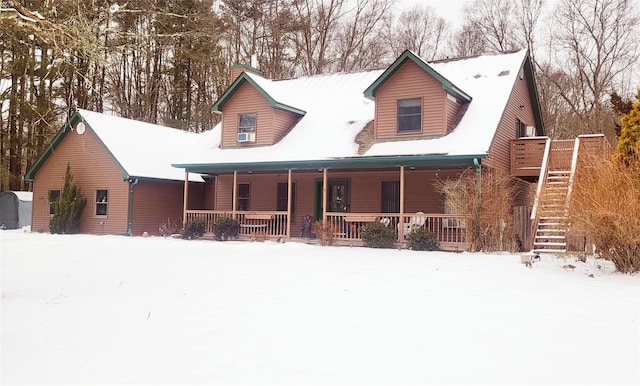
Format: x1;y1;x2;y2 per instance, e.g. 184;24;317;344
397;98;422;133
277;182;296;214
238;113;256;133
48;190;60;215
381;181;400;213
236;183;250;211
96;189;108;216
516;118;527;138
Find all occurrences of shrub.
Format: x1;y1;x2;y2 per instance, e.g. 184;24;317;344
569;154;640;273
361;221;396;249
49;164;86;234
182;219;205;240
406;227;439;251
312;220;336;246
212;216;239;241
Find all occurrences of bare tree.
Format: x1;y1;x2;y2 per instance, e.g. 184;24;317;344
384;3;449;61
539;0;640;137
461;0;518;52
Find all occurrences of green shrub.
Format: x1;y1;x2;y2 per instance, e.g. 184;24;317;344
406;227;439;251
361;221;396;249
212;216;239;241
182;219;205;240
49;164;86;234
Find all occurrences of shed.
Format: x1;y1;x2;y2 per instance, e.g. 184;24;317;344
0;191;33;229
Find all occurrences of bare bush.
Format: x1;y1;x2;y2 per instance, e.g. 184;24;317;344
569;154;640;273
437;169;520;252
312;220;336;246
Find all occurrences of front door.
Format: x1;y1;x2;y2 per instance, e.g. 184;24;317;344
314;180;350;220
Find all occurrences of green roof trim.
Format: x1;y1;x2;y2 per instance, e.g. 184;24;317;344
364;50;472;103
23;111;130;181
211;72;306;116
173;154;487;174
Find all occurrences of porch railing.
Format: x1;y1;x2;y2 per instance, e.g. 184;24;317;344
325;212;467;246
511;136;548;177
185;210;288;237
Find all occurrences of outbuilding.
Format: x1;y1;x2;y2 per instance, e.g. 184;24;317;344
0;191;33;230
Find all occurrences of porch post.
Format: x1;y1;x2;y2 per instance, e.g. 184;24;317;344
232;170;238;219
183;170;189;227
287;169;292;238
322;168;328;222
399;165;405;242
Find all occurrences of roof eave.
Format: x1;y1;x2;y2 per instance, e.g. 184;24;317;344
173;154;487;174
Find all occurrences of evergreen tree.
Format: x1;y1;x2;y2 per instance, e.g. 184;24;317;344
613;91;640;166
49;164;86;234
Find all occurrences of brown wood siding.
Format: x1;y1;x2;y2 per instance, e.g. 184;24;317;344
221;82;274;147
446;96;463;133
375;60;446;139
212;169;467;226
131;180;204;236
30;126;129;234
272;109;300;144
484;68;537;175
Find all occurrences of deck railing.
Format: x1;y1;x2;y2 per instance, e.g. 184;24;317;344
325;212;467;246
511;137;548;177
185;210;288;236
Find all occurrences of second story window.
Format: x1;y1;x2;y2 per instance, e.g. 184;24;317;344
238;113;256;133
397;98;422;133
96;189;108;216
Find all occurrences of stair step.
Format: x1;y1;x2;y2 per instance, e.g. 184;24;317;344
548;170;571;174
533;248;567;253
535;235;566;239
534;242;567;247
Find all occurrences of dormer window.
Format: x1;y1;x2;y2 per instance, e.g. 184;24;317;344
397;98;422;133
239;113;256;133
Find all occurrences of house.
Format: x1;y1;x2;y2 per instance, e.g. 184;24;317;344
24;109;205;236
173;49;555;250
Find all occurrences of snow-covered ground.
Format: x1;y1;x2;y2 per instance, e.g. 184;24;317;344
1;230;639;385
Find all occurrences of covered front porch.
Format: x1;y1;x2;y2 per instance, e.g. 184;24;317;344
180;155;485;250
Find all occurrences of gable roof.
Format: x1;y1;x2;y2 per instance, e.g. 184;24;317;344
364;50;472;103
25;109;203;182
211;72;306;115
175;49;541;173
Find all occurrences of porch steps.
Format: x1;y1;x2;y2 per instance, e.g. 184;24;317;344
533;169;571;253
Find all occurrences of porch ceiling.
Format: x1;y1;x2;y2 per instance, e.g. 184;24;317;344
174;154;486;175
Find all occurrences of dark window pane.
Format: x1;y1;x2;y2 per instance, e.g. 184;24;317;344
397;98;421;132
239;113;256;132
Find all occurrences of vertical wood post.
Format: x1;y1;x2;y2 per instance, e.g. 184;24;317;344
232;170;237;219
322;168;328;223
399;166;405;242
183;171;189;227
287;169;292;238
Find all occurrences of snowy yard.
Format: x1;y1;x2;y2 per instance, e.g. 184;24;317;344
1;230;639;385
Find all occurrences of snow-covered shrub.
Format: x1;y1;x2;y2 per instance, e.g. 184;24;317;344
569;153;640;273
406;227;439;251
212;216;239;241
182;219;205;240
49;164;86;234
361;221;396;249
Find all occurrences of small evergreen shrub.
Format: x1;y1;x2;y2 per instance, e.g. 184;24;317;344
361;221;396;249
406;227;440;251
312;220;336;246
49;164;86;234
212;216;239;241
182;219;205;240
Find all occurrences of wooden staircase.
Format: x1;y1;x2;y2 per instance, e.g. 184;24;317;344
531;139;575;254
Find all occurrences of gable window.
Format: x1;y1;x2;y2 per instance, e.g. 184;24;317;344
96;189;108;216
48;189;60;215
397;98;422;133
236;183;250;211
277;182;296;215
238;113;256;133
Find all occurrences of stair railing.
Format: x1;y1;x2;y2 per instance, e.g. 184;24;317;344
529;137;551;250
565;136;581;211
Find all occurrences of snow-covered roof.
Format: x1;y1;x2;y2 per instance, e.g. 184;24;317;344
176;50;529;169
76;109;202;182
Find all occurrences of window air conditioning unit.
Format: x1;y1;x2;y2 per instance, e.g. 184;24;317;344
237;132;256;143
525;125;536;137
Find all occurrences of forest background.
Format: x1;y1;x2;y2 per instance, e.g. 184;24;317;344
1;0;638;191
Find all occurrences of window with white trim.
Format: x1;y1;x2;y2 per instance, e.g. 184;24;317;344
238;113;256;133
95;189;108;216
397;98;422;133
